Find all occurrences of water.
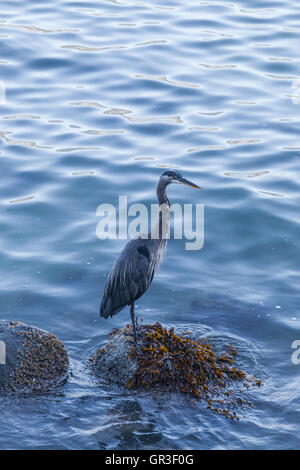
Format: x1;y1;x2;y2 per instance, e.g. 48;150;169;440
0;0;299;450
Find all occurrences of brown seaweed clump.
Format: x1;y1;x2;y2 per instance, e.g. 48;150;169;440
90;322;262;420
126;322;262;420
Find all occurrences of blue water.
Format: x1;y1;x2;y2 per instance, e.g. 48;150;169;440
0;0;300;450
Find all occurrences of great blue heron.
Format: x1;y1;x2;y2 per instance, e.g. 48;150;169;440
99;170;201;348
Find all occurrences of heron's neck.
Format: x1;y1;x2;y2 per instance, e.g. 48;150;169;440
155;179;170;239
156;179;170;206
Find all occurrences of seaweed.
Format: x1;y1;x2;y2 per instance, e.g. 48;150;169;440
126;322;262;420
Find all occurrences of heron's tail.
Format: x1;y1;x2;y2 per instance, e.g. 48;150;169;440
99;295;111;318
100;295;125;318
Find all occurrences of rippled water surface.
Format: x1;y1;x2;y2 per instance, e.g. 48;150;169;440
0;0;300;450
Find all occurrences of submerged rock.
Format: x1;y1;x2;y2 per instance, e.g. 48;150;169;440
91;322;262;420
0;320;69;393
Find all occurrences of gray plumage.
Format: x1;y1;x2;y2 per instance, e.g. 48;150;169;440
100;236;166;319
99;170;201;347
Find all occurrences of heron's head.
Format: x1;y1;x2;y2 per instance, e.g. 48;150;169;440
160;169;201;190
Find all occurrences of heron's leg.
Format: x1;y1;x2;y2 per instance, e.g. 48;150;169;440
130;303;139;347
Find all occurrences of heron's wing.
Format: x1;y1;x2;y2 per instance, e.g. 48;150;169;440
100;239;158;318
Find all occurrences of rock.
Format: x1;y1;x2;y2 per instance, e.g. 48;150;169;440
90;325;138;386
90;322;263;420
0;320;69;393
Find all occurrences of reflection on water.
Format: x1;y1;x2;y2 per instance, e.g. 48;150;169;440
0;0;299;450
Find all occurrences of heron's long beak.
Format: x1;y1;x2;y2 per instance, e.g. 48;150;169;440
178;176;202;190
